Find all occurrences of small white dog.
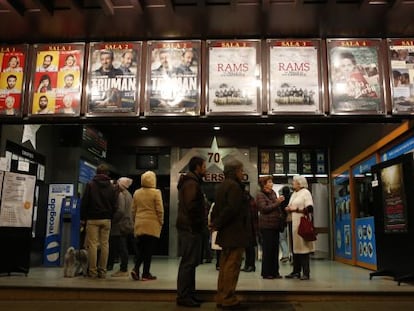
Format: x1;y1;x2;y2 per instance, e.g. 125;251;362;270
63;246;88;278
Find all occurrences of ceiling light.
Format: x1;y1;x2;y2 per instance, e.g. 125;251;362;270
287;125;295;130
213;126;221;131
140;126;148;131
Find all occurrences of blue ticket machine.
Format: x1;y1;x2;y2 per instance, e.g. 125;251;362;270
59;197;81;265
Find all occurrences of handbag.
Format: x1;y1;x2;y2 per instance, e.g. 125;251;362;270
298;213;317;241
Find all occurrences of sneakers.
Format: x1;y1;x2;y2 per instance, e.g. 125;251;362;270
141;273;157;281
280;257;289;263
111;270;129;277
130;269;139;281
285;272;300;279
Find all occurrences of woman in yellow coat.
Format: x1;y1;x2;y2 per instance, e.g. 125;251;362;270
130;171;164;281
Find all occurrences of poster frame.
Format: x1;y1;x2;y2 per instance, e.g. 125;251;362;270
85;41;142;117
326;38;385;115
144;40;201;116
0;44;29;119
266;39;324;115
205;39;262;116
27;42;85;118
387;38;414;115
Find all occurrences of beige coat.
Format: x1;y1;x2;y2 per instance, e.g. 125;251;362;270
132;171;164;238
289;188;315;254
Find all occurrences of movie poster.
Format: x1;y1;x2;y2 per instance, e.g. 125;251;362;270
327;39;384;115
27;43;85;117
145;40;201;116
86;41;142;115
206;40;261;115
0;44;28;118
388;39;414;114
268;40;322;114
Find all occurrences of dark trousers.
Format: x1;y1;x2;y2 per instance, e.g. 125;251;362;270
108;235;129;271
177;230;202;300
260;228;280;277
293;253;310;277
243;246;256;268
134;234;158;276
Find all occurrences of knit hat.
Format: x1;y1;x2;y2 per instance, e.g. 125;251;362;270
118;177;133;189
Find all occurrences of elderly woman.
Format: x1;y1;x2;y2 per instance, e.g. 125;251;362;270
285;175;315;280
256;175;285;279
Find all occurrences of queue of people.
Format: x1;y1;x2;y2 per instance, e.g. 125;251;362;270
80;161;316;310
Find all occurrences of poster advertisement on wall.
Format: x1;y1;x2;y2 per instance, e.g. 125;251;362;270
327;39;384;115
145;40;201;116
206;40;261;115
387;38;414;114
0;171;36;228
43;183;74;266
27;43;85;117
0;44;28;118
86;41;142;116
267;39;322;114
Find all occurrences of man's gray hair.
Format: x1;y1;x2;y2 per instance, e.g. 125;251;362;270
223;159;243;176
293;175;308;189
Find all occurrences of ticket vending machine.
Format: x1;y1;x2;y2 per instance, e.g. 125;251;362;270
59;197;81;265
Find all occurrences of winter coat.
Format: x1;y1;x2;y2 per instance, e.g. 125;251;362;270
132;171;164;238
212;175;251;249
176;171;205;234
256;190;284;231
111;187;133;236
80;174;118;221
289;188;315;254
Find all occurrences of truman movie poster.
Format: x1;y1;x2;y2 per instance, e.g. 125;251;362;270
28;43;85;117
268;40;322;114
388;39;414;114
146;40;201;116
0;44;28;118
86;42;141;115
207;40;260;115
327;39;384;115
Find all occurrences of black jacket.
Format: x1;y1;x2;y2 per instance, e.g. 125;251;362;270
80;174;118;221
176;171;205;233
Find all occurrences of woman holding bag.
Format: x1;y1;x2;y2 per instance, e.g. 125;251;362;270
285;175;315;280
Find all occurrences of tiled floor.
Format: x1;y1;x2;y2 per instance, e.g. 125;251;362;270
1;258;414;310
1;257;413;293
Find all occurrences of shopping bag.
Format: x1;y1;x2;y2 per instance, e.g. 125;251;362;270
298;214;317;241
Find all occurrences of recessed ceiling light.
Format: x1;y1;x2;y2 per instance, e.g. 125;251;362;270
287;125;295;130
213;126;221;131
140;126;148;131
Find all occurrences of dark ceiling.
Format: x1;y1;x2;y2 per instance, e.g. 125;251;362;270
1;0;414;43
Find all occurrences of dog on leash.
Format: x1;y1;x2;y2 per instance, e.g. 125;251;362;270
63;246;88;277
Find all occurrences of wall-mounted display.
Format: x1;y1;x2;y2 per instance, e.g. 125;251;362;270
85;42;141;116
327;39;384;115
28;43;85;117
206;40;261;115
260;151;270;174
145;40;201;116
387;39;414;114
267;39;323;114
0;44;29;118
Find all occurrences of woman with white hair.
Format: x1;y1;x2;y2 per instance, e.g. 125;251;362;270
284;175;315;280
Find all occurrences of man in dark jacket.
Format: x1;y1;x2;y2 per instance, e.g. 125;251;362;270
211;159;251;310
80;164;118;278
176;156;206;308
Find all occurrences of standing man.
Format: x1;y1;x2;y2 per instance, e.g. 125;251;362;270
211;159;251;310
176;156;207;308
80;164;118;279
